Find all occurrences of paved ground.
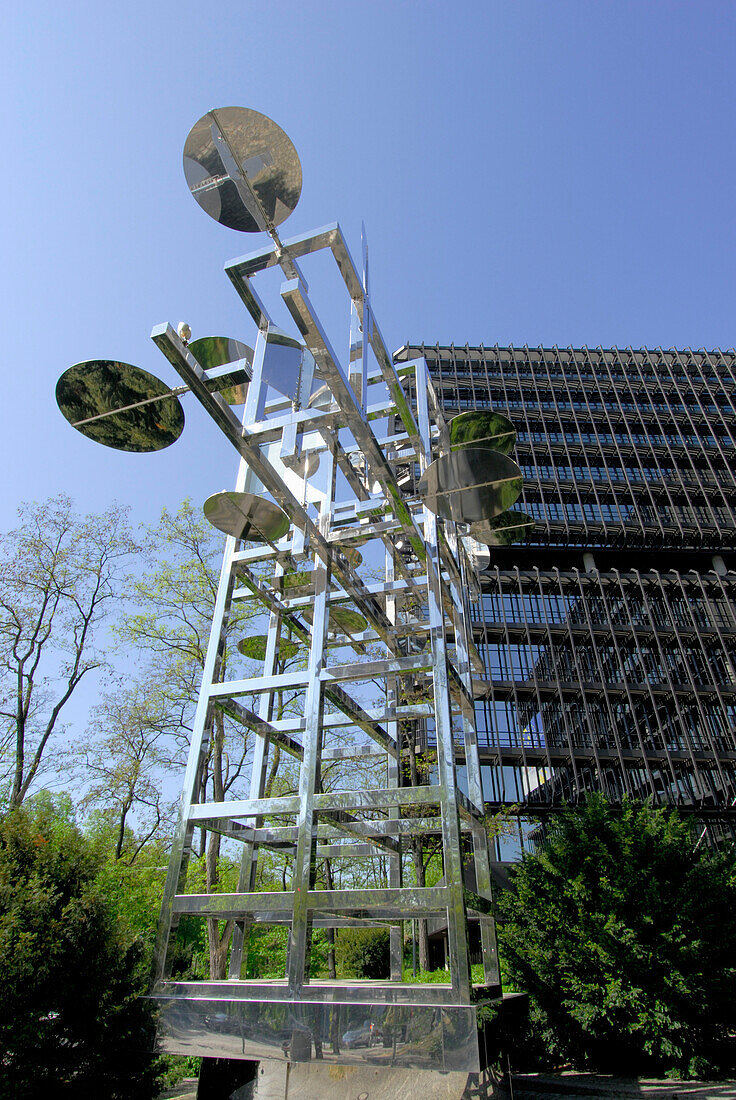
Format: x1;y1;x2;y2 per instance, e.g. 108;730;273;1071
501;1074;736;1100
157;1070;736;1099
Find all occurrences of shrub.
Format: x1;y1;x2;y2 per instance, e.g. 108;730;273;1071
0;801;162;1099
498;795;736;1079
335;927;390;979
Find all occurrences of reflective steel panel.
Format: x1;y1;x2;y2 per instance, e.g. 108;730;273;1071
183;107;302;232
469;509;535;546
188;336;253;405
262;328;305;401
155;995;481;1073
448;411;516;456
56;360;184;452
418;448;523;524
203;491;290;542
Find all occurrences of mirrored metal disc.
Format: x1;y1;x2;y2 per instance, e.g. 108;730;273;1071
183;106;302;232
469;510;535;547
56;360;184;452
238;635;300;662
333;545;363;569
188;336;253;405
308;383;334;410
448;411;516;456
203;491;290;542
301;605;368;636
418;448;522;524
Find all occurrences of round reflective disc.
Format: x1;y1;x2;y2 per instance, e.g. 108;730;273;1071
238;635;301;662
418;448;522;524
203;491;290;543
448;411;516;455
469;510;535;547
333;545;363;569
188;336;253;405
301;605;368;636
183;106;302;232
56;360;184;452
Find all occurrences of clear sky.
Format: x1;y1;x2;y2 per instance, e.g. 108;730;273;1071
1;0;735;531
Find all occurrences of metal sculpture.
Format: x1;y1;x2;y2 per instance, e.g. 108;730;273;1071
56;106;533;1081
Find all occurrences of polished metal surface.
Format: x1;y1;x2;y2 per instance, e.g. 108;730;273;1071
155;992;482;1072
238;635;301;662
469;509;535;546
183;106;302;232
56;359;185;452
448;410;516;455
188;336;253;404
203;491;290;542
418;448;523;524
49;117;512;1073
261;327;306;400
302;606;368;636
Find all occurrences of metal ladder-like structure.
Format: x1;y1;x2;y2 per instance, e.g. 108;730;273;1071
55;106;517;1076
150;217;502;1072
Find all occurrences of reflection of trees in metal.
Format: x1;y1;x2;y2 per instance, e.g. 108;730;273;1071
56;360;184;452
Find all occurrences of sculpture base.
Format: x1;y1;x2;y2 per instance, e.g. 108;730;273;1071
154;980;514;1075
246;1060;502;1099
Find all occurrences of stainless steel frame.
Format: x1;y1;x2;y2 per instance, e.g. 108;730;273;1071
150;225;501;1070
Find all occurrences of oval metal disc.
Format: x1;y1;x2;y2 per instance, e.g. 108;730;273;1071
203;491;290;543
418;448;523;524
469;510;535;547
56;360;184;452
448;411;516;455
188;336;253;405
334;545;363;569
301;605;368;636
183;106;302;232
238;635;300;662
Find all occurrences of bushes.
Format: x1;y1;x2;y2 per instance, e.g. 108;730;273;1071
498;795;736;1079
335;927;390;979
0;801;162;1099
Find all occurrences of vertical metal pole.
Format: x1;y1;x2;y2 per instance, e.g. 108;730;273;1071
152;443;252;984
228;560;285;979
414;357;471;1001
385;543;403;980
287;445;336;993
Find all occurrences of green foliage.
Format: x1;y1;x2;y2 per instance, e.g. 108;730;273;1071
336;927;390;979
498;795;736;1078
0;800;162;1099
157;1055;202;1089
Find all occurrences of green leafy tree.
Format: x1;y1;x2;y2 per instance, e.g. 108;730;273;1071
0;495;136;808
73;678;180;861
0;795;161;1099
116;502;265;979
498;795;736;1078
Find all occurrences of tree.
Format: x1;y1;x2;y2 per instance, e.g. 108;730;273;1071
0;795;162;1099
498;795;736;1079
116;501;263;978
74;678;181;861
0;495;136;809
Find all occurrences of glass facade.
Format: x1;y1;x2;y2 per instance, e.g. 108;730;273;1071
395;344;736;843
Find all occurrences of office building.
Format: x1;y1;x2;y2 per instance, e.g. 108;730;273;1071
395;344;736;846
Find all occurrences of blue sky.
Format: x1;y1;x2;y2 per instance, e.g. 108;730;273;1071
2;0;735;531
